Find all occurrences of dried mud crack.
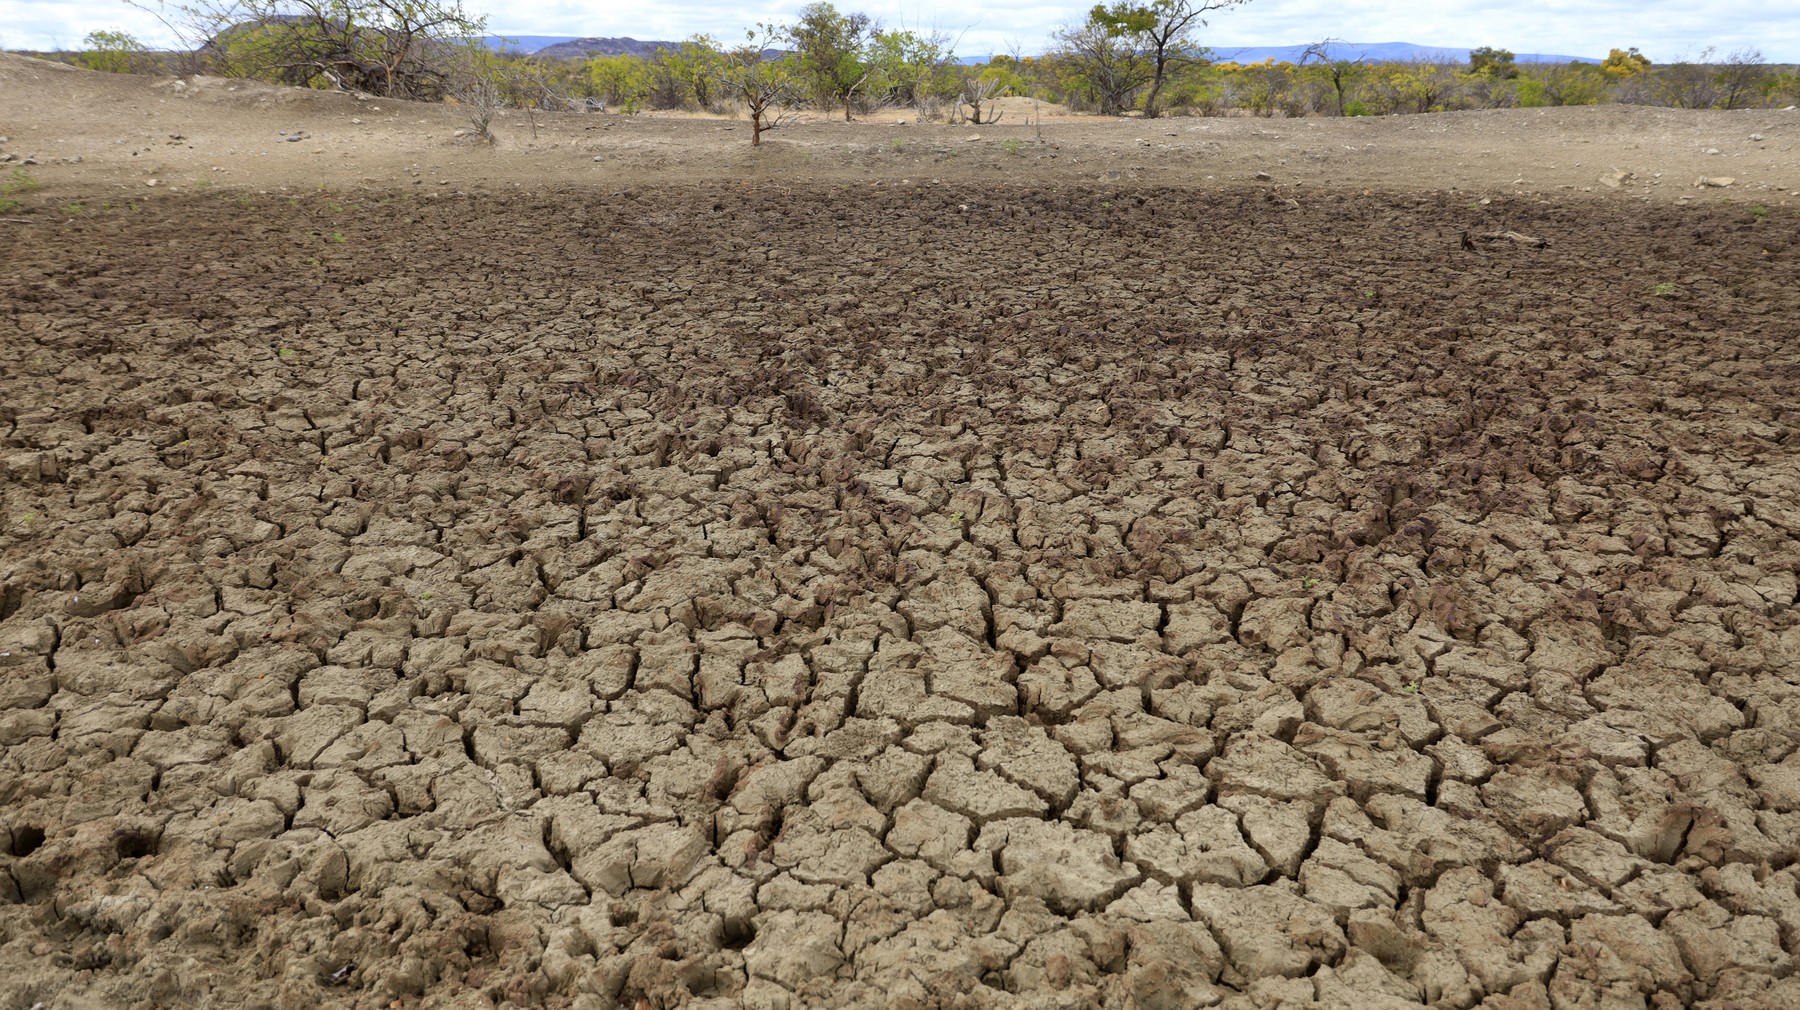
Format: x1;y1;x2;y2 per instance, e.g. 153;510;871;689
2;184;1798;1010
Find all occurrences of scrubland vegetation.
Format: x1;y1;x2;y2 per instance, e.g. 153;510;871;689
22;0;1800;129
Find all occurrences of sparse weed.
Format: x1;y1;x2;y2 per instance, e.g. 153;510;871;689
1002;138;1022;156
1403;681;1420;694
1749;205;1769;220
61;202;85;215
1651;282;1678;298
0;167;42;212
329;231;346;244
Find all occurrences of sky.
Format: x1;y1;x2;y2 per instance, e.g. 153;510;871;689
3;0;1797;64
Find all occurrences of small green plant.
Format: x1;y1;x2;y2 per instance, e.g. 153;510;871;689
1651;282;1678;298
236;195;254;208
328;231;346;244
1302;577;1319;589
0;167;42;212
1001;138;1022;155
194;178;213;191
1749;205;1769;220
891;137;905;152
419;590;433;601
1403;681;1420;694
61;203;86;215
278;347;296;359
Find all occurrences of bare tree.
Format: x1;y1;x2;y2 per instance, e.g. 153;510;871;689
716;26;798;145
1088;0;1251;118
131;0;486;100
1713;48;1769;110
1301;39;1363;116
1053;15;1152;115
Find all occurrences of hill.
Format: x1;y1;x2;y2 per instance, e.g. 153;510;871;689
1209;41;1598;64
480;35;1594;65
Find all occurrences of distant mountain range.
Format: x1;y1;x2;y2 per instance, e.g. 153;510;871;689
1210;41;1598;65
483;36;1597;65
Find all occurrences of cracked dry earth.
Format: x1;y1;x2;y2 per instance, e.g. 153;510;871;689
2;183;1799;1010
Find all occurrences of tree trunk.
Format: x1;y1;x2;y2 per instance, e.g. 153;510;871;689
844;94;853;121
1144;74;1165;118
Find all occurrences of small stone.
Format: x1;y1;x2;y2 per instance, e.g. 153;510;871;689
1599;169;1630;189
965;134;981;142
1705;147;1721;155
1696;176;1736;188
1253;171;1272;181
1750;133;1765;141
146;178;159;187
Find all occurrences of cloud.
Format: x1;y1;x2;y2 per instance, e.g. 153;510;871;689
0;1;177;51
1;0;1793;62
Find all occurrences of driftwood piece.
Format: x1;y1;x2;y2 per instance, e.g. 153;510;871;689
1476;229;1549;249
